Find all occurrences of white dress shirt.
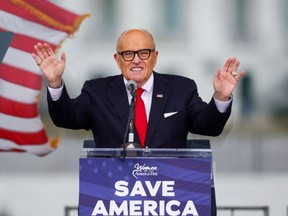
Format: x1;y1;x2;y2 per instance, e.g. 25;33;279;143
124;74;154;121
48;75;231;120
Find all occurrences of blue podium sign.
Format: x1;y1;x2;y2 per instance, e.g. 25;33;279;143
79;154;211;216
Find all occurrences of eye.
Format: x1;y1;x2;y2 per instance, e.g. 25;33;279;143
123;51;134;57
139;50;149;56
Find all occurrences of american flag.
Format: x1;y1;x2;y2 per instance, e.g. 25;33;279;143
0;0;89;156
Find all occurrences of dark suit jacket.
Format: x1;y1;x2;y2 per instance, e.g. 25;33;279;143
48;71;231;148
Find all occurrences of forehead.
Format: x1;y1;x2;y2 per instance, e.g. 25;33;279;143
117;30;154;51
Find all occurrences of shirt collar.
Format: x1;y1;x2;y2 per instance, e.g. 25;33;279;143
123;73;154;93
141;73;153;93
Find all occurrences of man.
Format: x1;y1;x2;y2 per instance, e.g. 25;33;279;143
32;28;244;148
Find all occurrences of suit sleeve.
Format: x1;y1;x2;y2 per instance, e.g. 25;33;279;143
47;83;92;130
187;80;232;136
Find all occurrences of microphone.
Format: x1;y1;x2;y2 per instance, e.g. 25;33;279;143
126;80;136;97
126;80;136;143
121;80;141;158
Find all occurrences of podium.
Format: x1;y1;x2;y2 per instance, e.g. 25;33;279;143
79;142;213;216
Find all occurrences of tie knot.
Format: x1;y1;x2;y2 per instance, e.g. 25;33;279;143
136;88;144;97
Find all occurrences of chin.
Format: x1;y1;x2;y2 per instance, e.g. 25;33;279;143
129;74;144;81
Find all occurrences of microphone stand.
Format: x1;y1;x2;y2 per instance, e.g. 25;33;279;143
121;92;141;159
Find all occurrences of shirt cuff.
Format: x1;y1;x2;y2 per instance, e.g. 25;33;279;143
213;95;232;113
48;82;64;101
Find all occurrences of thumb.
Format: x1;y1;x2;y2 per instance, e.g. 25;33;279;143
214;68;221;80
61;52;66;64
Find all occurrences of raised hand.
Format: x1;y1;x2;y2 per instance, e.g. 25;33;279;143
213;57;245;101
32;43;66;88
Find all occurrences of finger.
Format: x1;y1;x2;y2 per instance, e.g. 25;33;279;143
38;42;50;58
234;75;240;82
236;70;245;79
31;53;43;66
230;60;240;77
34;43;46;60
234;70;245;82
214;69;222;85
222;57;232;72
227;57;237;74
60;52;66;63
43;43;55;57
31;52;38;61
215;68;221;78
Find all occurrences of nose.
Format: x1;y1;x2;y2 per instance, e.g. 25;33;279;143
132;53;142;63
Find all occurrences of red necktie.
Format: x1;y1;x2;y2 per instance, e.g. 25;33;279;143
135;88;147;147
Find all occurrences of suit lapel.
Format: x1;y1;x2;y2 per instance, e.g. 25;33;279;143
107;75;130;127
106;73;172;146
145;73;171;146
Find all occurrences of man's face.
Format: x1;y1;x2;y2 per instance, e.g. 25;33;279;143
114;30;158;88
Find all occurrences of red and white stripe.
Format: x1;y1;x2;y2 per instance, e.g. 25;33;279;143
0;0;89;156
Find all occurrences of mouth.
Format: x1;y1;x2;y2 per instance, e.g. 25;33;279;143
130;67;143;72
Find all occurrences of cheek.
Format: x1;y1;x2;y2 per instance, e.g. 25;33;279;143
119;64;131;78
152;57;157;68
118;61;128;71
146;60;156;72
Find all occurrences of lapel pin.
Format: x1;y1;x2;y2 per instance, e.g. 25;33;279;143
156;94;163;98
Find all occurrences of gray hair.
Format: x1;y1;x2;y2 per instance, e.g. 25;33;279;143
116;28;156;51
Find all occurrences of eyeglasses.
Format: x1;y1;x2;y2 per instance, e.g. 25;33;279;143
117;49;155;61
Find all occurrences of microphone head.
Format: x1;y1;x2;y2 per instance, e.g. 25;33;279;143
126;80;137;95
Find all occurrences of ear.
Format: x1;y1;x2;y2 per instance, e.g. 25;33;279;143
114;53;121;68
152;50;159;67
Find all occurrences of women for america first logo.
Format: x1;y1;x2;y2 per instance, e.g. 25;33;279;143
132;163;158;179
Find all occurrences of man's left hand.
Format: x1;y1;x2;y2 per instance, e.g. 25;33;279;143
213;57;245;101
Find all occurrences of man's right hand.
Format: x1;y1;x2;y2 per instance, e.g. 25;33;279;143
32;42;66;88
